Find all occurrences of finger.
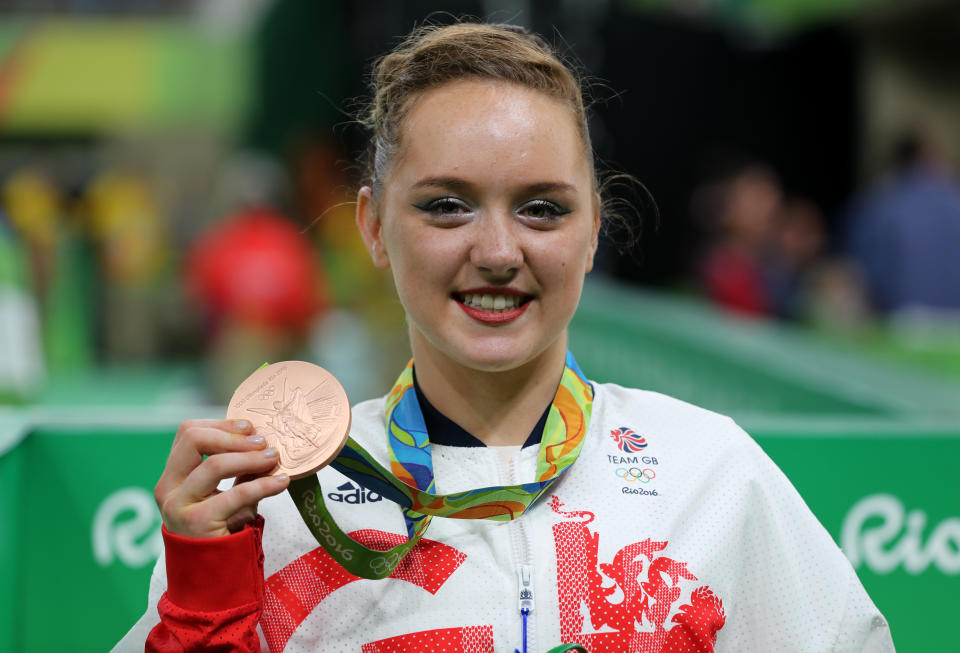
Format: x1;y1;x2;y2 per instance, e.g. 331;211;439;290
172;419;255;442
180;448;280;501
205;473;291;524
159;422;264;492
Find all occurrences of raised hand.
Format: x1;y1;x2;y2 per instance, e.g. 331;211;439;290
155;419;290;538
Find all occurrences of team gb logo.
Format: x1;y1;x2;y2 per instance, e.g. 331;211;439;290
609;426;648;453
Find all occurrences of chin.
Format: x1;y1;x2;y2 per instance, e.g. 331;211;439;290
411;321;567;375
447;338;563;375
460;355;527;373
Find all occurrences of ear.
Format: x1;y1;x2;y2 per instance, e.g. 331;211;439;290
356;186;390;269
585;193;602;273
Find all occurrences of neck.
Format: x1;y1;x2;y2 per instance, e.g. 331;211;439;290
411;336;568;447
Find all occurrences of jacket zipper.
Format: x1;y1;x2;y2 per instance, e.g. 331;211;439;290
515;564;535;653
505;451;536;653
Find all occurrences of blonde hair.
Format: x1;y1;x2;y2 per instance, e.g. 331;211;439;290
360;22;595;192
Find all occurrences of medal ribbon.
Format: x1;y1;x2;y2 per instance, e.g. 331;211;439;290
287;351;593;580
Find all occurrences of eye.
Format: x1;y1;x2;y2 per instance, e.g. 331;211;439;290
518;199;572;222
413;196;472;221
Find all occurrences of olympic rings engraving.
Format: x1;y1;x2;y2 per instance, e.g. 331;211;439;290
616;467;656;483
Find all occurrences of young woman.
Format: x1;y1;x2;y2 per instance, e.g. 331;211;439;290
116;22;893;653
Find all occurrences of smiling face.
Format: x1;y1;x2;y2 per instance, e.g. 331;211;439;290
357;78;600;375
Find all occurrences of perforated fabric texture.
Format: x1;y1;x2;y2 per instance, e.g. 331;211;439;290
113;382;894;652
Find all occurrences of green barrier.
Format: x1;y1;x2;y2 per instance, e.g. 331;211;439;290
747;421;960;653
1;418;957;651
1;424;173;653
3;283;958;650
0;439;25;653
570;280;960;420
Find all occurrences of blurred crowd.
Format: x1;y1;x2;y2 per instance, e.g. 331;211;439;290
4;127;960;404
0;140;407;404
2;0;959;403
692;133;960;330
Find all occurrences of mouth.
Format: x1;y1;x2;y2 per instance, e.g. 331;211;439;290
452;288;533;323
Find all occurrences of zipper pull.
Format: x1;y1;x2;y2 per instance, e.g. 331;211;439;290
517;564;534;614
514;565;534;653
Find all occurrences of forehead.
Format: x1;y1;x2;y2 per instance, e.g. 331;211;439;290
389;79;591;189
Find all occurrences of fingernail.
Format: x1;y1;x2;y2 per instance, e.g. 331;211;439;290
250;435;265;445
276;473;289;482
263;447;278;458
235;420;251;430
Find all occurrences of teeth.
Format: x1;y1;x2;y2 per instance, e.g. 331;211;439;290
460;293;523;312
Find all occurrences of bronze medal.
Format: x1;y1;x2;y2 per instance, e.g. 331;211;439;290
227;361;351;479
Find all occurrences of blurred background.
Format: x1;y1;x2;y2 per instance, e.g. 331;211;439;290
1;0;958;651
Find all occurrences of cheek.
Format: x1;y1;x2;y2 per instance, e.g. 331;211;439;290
384;226;459;299
553;236;594;298
549;234;592;276
383;220;426;272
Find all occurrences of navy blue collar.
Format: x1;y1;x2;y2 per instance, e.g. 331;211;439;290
412;370;547;449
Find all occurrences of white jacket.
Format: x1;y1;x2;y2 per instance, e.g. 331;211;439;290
116;382;894;652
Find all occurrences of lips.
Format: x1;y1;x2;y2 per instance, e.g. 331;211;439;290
453;288;533;323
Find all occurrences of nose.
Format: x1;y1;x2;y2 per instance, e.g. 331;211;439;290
469;211;523;278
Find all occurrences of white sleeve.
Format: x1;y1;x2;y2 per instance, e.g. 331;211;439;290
828;560;895;652
109;547;167;652
717;423;895;652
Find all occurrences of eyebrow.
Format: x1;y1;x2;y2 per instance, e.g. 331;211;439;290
411;176;577;195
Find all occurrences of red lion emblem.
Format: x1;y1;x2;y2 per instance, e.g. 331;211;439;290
550;497;725;652
609;427;648;453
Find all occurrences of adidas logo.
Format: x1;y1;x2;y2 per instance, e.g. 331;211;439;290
327;481;383;504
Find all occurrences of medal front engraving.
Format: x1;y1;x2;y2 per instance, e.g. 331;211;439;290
227;362;351;479
248;377;342;466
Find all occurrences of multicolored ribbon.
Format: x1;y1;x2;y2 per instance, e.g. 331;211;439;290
287;351;593;580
